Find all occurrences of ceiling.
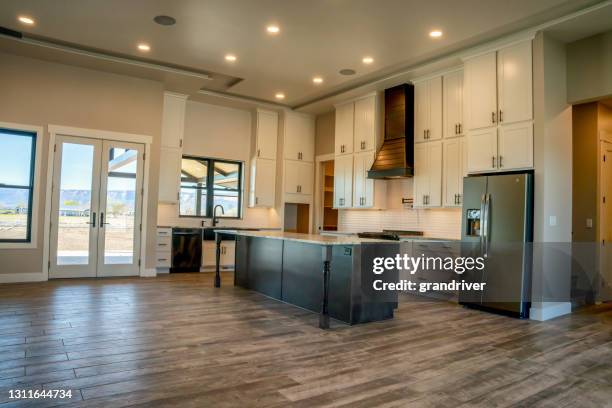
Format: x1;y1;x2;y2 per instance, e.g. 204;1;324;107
0;0;607;110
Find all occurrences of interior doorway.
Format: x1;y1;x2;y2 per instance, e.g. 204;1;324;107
316;159;338;232
600;137;612;298
49;135;145;278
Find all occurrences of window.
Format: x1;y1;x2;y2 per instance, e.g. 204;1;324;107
0;128;37;242
179;156;242;218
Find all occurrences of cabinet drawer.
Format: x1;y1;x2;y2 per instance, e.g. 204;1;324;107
156;252;171;267
156;236;171;250
157;228;172;238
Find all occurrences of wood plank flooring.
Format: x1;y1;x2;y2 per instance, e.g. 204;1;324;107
1;272;612;407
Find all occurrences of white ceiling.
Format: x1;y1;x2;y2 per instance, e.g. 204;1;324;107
0;0;606;109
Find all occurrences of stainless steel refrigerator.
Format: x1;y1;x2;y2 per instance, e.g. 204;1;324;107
459;172;534;318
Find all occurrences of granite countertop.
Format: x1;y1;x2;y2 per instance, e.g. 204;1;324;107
216;230;400;245
399;236;461;242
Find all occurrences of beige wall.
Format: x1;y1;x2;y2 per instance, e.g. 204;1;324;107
157;100;281;229
0;51;163;274
567;30;612;104
315;111;335;156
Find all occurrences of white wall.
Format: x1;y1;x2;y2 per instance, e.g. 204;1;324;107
157;101;281;228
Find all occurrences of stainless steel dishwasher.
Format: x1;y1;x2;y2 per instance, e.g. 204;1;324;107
171;228;202;272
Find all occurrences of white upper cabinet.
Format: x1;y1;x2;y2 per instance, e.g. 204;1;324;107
497;41;533;125
443;138;466;207
284;160;313;196
255;110;278;160
466;127;498;173
353;95;377;152
464;52;498;131
415;77;442;142
335;102;354;156
443;70;464;138
284;112;315;162
249;158;276;207
161;93;187;148
413;141;442;207
352;151;386;209
498;121;533;170
333;154;353;208
158;147;182;203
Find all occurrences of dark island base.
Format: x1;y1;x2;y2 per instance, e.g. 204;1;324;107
234;235;399;325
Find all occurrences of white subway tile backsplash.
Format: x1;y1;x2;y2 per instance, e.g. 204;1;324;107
338;208;461;239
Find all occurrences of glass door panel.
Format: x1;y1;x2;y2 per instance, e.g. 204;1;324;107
97;141;144;276
49;137;101;278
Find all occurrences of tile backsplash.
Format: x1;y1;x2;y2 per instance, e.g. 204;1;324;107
338;208;462;239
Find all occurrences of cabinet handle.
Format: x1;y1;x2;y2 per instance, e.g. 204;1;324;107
257;149;260;157
455;124;458;135
492;156;496;168
491;112;496;124
459;123;462;134
499;110;503;123
255;197;259;205
499;155;503;168
424;130;427;140
458;194;461;204
177;192;180;200
179;139;183;148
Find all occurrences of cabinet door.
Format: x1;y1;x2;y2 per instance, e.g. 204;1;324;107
414;81;429;143
334;155;353;208
256;110;278;160
427;141;443;207
413;143;429;207
428;77;443;141
251;158;276;207
221;241;236;267
284;112;315;162
353;152;365;207
158;147;181;203
497;41;532;125
284;160;300;194
298;161;314;195
443;139;462;207
464;52;497;131
202;242;216;267
161;93;186;148
443;70;464;138
498;121;533;170
354;95;376;152
361;151;376;208
334;102;354;156
466;128;498;173
298;115;315;162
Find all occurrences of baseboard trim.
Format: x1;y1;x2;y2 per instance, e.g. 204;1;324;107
141;268;157;277
0;272;47;284
529;302;572;321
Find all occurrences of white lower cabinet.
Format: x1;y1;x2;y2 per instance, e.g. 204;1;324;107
414;141;442;208
158;147;181;203
202;241;236;269
467;127;498;173
202;241;216;268
249;158;276;207
220;241;235;267
334;155;353;208
353;151;386;209
498;121;533;170
156;227;172;272
443;138;466;207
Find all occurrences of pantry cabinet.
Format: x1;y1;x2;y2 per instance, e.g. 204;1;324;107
333;155;353;208
158;92;187;203
443;138;466;207
255;110;278;160
284;112;314;162
464;40;533;173
414;77;442;143
443;70;464;138
334;102;354;156
413;141;442;208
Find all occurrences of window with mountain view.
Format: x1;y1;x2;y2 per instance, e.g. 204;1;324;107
179;156;242;218
0;128;37;242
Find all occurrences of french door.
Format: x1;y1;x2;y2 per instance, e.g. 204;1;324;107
49;135;144;278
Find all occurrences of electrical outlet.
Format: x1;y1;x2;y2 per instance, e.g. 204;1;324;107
586;218;593;229
549;216;557;227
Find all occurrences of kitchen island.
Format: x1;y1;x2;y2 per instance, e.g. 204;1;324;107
218;230;400;327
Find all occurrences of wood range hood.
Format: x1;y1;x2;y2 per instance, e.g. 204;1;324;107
367;83;415;179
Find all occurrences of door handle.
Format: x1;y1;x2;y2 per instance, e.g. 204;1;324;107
100;212;109;227
484;193;491;258
480;194;486;255
86;212;96;227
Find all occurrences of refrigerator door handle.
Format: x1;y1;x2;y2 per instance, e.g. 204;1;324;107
483;193;491;258
480;194;486;256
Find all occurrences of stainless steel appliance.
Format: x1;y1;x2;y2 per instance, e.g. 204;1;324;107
171;228;202;272
459;172;534;318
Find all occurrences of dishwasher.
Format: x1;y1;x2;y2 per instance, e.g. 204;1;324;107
171;228;202;272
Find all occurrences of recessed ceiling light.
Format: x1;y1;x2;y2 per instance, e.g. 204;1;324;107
267;25;280;34
313;76;323;84
153;15;176;26
275;92;285;100
18;16;35;25
429;30;443;38
137;43;151;52
339;69;356;76
362;56;374;64
225;54;237;62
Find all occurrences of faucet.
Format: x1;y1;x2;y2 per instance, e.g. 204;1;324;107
212;205;225;227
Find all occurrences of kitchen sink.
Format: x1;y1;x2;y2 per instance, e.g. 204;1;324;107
202;227;261;240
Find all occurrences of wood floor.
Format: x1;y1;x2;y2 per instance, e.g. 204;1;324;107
1;273;612;407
